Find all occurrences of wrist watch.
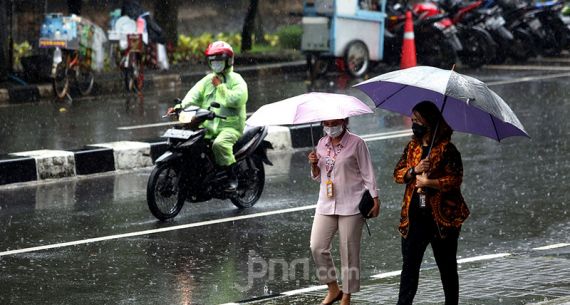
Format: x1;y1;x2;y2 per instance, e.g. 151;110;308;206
408;167;416;176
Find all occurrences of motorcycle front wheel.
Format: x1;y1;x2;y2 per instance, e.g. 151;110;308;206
231;157;265;209
147;164;185;220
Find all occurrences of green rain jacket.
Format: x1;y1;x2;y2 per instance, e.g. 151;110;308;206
178;67;248;139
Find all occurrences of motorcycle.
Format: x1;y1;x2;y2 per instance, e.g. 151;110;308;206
495;0;565;57
384;3;461;68
427;0;497;68
532;0;568;56
147;101;273;220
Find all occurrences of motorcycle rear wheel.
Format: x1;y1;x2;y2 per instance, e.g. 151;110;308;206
147;164;185;220
231;157;265;209
510;28;535;62
416;32;457;69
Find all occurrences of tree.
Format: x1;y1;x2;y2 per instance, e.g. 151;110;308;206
241;0;259;52
154;0;178;47
0;0;10;81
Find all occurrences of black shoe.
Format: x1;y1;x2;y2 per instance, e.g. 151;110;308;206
224;165;238;192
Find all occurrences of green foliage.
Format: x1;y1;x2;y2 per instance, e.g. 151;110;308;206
275;25;302;50
171;32;284;64
171;32;242;64
12;41;33;71
264;34;279;47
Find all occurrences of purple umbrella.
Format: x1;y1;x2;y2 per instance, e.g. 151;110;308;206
354;66;529;141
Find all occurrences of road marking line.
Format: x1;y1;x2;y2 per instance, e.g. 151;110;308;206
487;72;570;86
281;285;328;296
117;121;180;130
370;270;402;279
360;130;412;139
456;253;511;263
363;131;413;142
369;253;512;280
0;205;316;257
485;65;570;71
532;243;570;250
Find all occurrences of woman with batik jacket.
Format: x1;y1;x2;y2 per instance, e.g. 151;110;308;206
393;101;470;305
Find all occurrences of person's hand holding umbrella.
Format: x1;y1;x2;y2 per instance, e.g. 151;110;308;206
308;150;320;178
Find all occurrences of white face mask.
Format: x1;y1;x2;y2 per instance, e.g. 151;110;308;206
210;60;226;73
323;125;344;138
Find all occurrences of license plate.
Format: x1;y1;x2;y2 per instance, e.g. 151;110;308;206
162;129;194;139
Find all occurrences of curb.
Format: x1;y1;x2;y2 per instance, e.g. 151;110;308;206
0;124;316;186
0;60;306;104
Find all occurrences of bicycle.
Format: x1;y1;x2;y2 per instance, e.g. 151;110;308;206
52;47;95;99
120;33;144;95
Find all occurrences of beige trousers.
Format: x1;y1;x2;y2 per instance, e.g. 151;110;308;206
310;214;365;294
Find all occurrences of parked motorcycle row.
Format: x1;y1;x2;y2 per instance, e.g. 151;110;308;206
383;0;570;68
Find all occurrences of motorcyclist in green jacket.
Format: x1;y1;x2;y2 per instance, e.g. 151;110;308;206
168;41;248;192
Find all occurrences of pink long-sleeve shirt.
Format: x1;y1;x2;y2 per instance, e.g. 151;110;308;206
312;131;378;216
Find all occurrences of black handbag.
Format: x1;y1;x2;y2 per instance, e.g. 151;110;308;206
359;190;374;219
359;190;375;236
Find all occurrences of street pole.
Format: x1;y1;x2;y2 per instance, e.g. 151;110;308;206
0;0;9;80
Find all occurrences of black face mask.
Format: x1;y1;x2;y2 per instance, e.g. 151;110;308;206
412;123;428;138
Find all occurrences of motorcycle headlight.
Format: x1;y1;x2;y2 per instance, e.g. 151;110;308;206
178;110;197;123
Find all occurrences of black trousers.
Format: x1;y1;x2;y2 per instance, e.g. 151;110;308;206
396;209;459;305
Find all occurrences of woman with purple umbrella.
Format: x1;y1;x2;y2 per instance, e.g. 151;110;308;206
393;101;470;305
308;118;380;305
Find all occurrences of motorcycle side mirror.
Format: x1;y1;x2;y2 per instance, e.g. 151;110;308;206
173;98;182;104
210;102;221;109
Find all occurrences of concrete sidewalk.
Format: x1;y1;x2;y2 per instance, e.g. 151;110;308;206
230;244;570;305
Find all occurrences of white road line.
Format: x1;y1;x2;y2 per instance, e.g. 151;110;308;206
456;253;511;263
369;253;512;280
487;72;570;86
117;121;180;130
486;64;570;71
281;285;328;296
360;130;412;139
117;111;256;130
363;131;413;142
0;205;316;257
532;243;570;251
370;270;402;279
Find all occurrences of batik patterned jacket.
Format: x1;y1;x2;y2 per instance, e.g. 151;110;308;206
393;138;470;238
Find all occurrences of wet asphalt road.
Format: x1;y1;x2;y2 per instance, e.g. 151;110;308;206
0;62;569;304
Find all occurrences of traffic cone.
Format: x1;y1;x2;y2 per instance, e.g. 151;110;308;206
400;10;417;69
